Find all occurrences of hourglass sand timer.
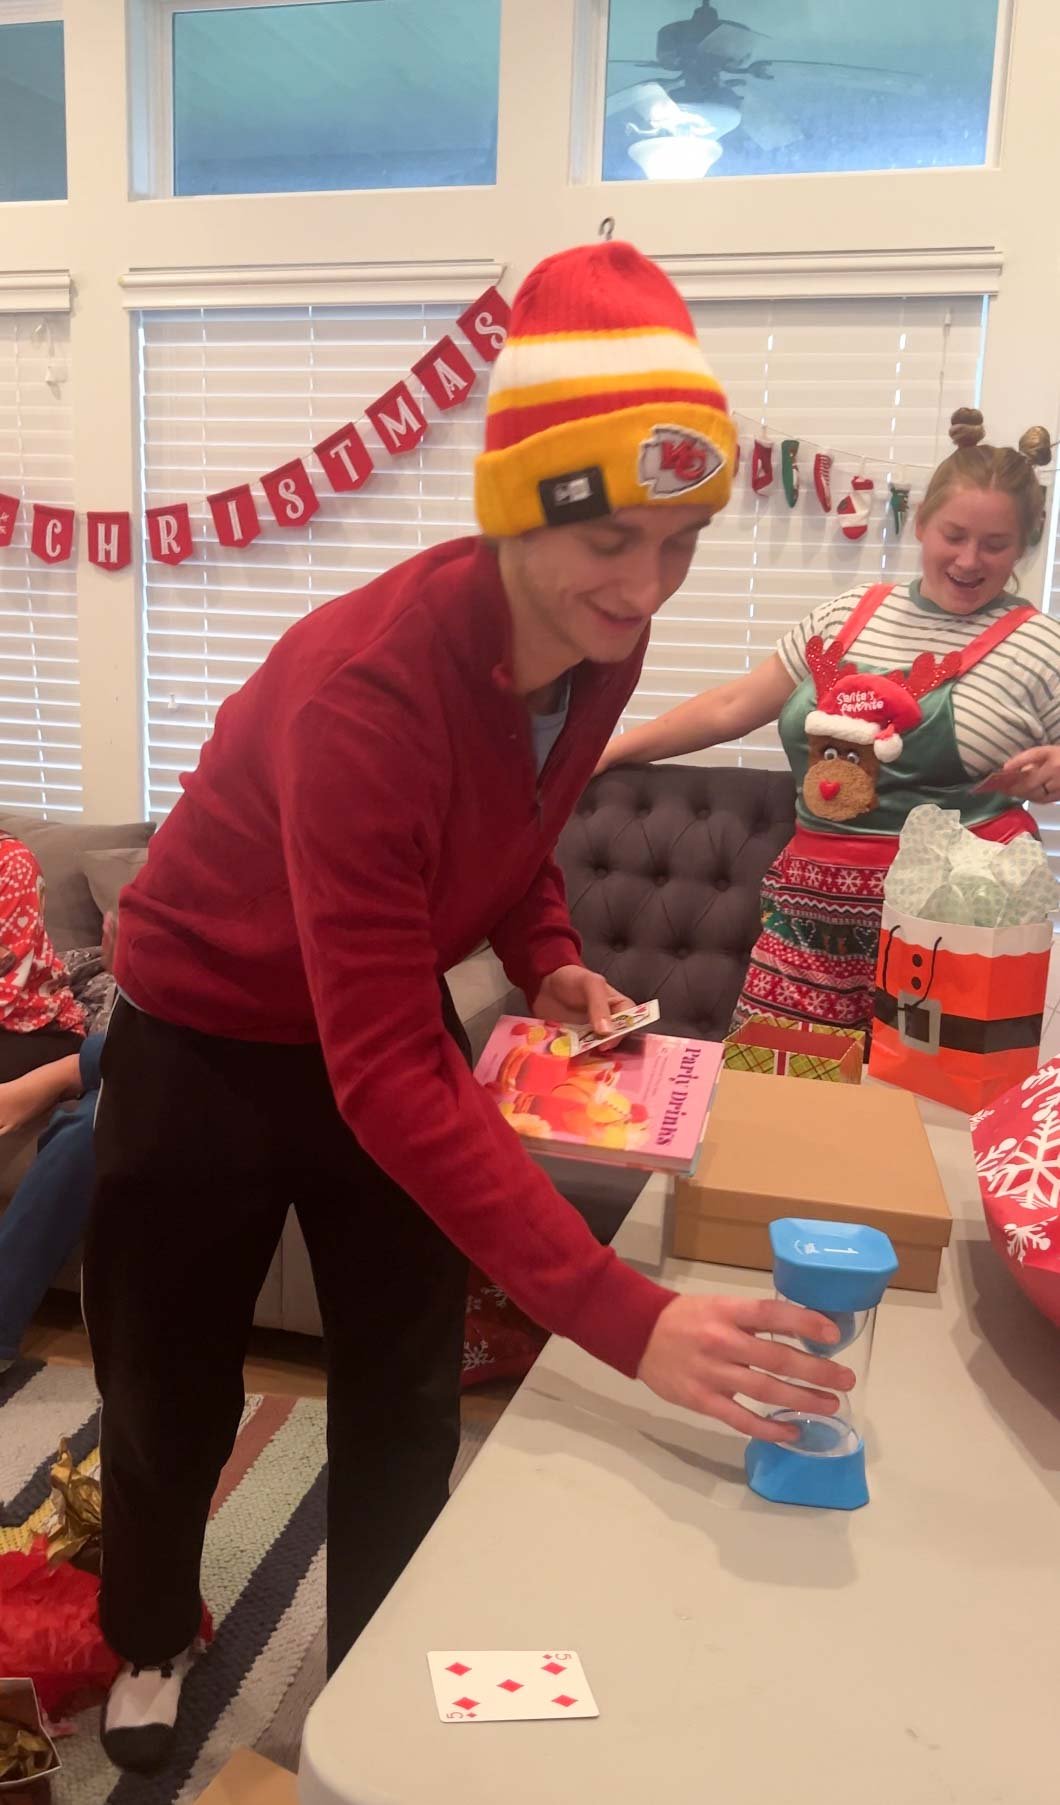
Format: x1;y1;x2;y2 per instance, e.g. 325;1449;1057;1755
745;1217;898;1511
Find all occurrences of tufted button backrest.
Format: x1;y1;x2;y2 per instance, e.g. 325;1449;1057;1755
556;762;796;1041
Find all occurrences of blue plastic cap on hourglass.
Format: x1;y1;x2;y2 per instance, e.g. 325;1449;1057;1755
770;1218;899;1320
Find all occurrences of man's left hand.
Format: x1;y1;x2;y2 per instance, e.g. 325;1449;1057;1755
976;745;1060;803
532;964;632;1038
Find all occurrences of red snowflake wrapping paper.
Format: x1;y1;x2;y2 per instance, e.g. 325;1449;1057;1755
461;1268;546;1388
971;1058;1060;1327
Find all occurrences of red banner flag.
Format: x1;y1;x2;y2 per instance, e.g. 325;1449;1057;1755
146;503;194;566
87;511;132;571
413;335;476;411
456;286;510;363
30;504;75;564
366;382;428;457
0;493;20;548
261;457;319;529
208;484;261;550
314;423;374;493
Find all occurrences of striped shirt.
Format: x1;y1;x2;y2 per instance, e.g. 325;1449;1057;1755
778;580;1060;778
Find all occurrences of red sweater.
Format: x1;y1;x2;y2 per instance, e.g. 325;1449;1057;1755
119;537;675;1376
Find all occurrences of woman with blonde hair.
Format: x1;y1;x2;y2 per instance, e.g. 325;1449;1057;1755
597;410;1060;1033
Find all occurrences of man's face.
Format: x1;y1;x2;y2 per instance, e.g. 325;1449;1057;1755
501;504;714;668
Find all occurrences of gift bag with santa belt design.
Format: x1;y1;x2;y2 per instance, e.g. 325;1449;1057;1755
869;905;1052;1113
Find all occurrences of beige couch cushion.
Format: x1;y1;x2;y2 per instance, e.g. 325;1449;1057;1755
82;845;150;923
0;812;154;953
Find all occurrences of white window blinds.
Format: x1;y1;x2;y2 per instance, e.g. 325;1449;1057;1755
138;304;485;818
0;315;81;819
627;294;989;763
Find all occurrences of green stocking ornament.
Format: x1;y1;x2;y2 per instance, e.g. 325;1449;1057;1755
888;483;911;535
781;439;799;508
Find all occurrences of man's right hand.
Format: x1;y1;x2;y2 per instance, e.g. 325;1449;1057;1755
637;1293;855;1443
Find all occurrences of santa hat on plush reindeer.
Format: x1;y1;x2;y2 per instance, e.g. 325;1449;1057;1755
804;641;962;765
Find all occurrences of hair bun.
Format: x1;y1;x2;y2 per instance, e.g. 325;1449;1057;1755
1018;424;1052;469
949;406;985;450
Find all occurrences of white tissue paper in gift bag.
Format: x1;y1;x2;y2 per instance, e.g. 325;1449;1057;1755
885;806;1059;927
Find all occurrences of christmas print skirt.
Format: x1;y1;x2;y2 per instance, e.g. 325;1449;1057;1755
732;834;890;1035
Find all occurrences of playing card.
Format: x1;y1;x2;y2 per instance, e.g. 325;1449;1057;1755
562;999;660;1056
427;1651;599;1723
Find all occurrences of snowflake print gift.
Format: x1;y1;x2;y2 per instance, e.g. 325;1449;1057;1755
971;1058;1060;1327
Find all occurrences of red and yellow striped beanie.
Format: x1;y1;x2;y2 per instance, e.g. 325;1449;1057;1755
475;240;735;539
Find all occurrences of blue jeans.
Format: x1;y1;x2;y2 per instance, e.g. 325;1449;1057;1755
0;1032;103;1361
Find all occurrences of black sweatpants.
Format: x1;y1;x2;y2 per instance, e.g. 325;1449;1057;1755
83;994;469;1676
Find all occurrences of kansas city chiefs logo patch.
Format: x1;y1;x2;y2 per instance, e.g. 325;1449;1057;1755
637;425;724;497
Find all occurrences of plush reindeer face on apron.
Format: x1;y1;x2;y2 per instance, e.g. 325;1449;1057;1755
804;734;880;822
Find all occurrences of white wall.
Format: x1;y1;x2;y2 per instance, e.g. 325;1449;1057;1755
2;0;1059;820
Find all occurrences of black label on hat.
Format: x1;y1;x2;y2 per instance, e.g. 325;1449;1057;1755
538;466;611;526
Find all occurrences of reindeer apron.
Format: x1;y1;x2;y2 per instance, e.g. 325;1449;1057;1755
733;583;1037;1034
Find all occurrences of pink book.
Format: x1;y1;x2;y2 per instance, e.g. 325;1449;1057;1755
474;1015;724;1175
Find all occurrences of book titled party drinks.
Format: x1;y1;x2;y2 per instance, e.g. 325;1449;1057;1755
474;1014;723;1175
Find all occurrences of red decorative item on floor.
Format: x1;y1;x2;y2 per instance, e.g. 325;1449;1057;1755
837;474;874;539
813;452;833;511
146;502;194;565
367;382;428;457
462;1267;546;1388
208;484;261;550
456;286;511;363
0;1538;213;1719
314;422;374;493
971;1058;1060;1327
750;437;774;494
261;458;320;529
413;336;476;411
0;492;19;547
30;503;75;564
87;511;132;571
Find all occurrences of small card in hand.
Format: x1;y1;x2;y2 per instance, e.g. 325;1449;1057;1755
561;999;660;1057
427;1651;599;1723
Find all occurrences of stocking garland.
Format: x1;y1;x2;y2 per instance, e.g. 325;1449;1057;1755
837;475;874;541
751;436;775;494
812;453;833;512
781;439;799;508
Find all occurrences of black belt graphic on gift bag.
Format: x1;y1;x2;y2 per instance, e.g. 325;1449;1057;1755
876;925;1044;1057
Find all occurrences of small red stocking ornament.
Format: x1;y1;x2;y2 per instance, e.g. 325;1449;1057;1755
813;452;833;512
751;437;774;494
837;474;874;540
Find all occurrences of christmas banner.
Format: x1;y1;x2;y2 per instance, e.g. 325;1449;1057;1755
0;284;505;568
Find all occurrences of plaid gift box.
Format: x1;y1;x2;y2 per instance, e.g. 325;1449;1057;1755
724;1012;864;1083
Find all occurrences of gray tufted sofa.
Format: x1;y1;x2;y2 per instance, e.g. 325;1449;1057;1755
453;760;797;1244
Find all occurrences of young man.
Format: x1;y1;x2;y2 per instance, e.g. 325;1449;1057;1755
86;241;850;1771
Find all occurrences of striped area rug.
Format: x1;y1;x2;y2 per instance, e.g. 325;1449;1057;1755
0;1358;484;1803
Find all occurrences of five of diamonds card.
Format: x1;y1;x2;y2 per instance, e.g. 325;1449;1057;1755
427;1651;599;1723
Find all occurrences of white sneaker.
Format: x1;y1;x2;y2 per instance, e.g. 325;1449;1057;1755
100;1642;199;1772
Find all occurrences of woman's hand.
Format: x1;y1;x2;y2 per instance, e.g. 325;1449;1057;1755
638;1294;854;1442
976;745;1060;804
532;965;632;1038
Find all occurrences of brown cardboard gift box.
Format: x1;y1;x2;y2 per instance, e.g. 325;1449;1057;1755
673;1069;952;1292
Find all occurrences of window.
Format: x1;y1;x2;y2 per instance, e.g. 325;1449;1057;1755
623;292;988;764
600;0;1005;183
154;0;500;196
0;14;67;201
137;302;486;817
0;316;81;817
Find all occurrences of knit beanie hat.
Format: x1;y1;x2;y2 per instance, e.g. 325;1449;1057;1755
474;241;735;538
